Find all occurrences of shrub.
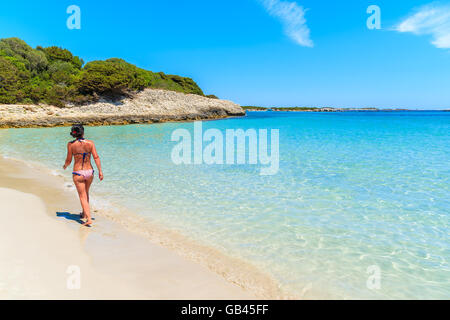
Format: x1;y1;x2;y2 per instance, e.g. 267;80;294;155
0;56;31;103
0;38;48;73
38;46;84;69
0;38;206;107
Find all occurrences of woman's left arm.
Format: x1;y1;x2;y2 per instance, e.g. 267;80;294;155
63;142;73;170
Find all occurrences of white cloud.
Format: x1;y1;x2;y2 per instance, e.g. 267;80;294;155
396;3;450;49
260;0;313;47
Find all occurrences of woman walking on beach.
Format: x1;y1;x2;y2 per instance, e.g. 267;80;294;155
63;124;103;226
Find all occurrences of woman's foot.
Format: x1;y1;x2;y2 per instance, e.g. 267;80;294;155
82;219;93;226
80;212;86;219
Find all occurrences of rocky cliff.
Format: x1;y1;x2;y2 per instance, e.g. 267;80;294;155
0;88;245;128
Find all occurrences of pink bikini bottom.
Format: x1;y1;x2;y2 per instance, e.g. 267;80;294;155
72;169;94;180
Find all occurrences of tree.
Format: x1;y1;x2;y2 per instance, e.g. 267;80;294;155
0;37;206;107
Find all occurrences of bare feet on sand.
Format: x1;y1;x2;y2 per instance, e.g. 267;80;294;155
82;220;93;226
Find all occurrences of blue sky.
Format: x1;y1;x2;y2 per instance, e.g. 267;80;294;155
1;0;449;109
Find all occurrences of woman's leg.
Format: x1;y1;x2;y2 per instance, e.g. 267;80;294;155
80;175;94;218
73;175;93;226
85;174;94;204
78;174;94;219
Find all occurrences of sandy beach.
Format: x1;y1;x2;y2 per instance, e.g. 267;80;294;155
0;156;260;299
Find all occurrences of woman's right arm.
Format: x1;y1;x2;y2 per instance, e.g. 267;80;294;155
63;142;72;170
91;142;103;181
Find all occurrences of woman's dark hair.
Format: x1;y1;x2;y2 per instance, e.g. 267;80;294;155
70;124;84;139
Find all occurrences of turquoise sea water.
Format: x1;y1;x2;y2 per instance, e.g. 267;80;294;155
0;111;449;299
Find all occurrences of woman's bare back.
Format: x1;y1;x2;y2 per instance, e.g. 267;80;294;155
70;139;94;171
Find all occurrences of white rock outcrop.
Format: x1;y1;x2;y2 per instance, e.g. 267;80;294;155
0;89;245;128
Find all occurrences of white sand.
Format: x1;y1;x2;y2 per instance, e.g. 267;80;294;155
0;158;258;299
0;187;129;299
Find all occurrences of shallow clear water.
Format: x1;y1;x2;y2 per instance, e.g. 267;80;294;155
1;111;449;299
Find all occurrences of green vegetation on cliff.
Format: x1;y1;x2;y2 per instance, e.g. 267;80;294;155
241;106;268;110
242;106;324;111
0;38;204;106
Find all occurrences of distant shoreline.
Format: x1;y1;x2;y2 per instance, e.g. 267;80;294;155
242;106;449;112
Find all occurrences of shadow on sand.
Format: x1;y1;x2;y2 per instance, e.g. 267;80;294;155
56;212;85;225
56;212;96;228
